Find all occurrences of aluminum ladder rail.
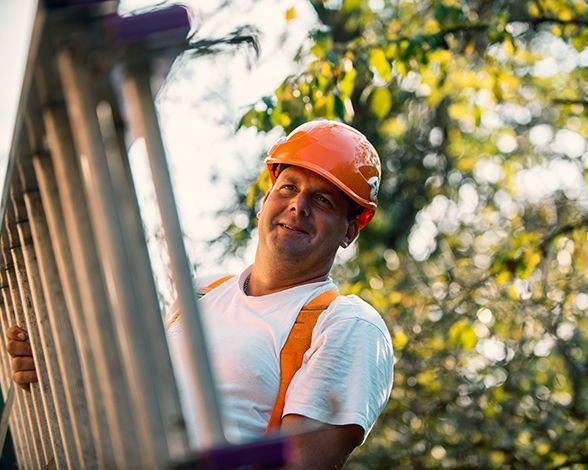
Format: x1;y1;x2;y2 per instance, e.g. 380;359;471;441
0;1;227;468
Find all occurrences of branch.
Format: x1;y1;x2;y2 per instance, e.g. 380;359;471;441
354;15;587;49
540;216;588;253
186;26;260;59
552;98;588;107
528;16;588;27
534;0;547;17
307;0;332;26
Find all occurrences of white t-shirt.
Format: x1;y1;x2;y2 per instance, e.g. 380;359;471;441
165;266;394;448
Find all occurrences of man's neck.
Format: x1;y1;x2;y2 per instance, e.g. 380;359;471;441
246;262;330;297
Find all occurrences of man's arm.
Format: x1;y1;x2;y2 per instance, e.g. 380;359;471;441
281;414;364;469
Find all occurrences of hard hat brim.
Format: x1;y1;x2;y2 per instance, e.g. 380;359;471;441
265;156;377;211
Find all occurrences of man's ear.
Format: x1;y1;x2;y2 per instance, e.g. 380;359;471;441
340;219;360;248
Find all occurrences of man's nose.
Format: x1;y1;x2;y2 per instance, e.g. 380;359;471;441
289;192;311;216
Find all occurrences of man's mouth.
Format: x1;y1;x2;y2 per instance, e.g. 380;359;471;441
277;223;309;235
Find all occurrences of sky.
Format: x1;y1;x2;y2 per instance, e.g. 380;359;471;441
0;0;36;180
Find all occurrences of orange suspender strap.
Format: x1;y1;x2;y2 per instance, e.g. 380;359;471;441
165;275;235;329
265;289;340;433
198;275;236;296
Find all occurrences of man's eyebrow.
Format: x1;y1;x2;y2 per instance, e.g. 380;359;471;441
279;173;340;197
279;174;297;183
313;184;339;197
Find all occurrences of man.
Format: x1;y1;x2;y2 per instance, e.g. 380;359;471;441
7;120;393;469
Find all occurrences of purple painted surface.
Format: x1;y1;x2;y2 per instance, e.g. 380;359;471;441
44;0;106;8
106;6;190;45
172;434;292;469
204;437;290;469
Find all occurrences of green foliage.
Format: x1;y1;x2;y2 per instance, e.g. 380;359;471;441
226;0;588;467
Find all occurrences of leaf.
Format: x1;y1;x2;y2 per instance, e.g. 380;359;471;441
311;43;325;59
262;96;275;109
557;9;573;22
434;3;463;27
334;95;346;120
416;369;440;390
246;184;258;208
395;60;407;77
424;18;440;35
387;21;402;39
278;113;292;128
495;270;511;284
520;250;541;279
342;0;362;11
371;87;393;119
320;61;332;78
449;320;477;350
369;48;393;82
309;30;333;59
238;108;269;131
503;36;515;56
285;6;296;21
257;169;272;194
393;331;409;350
456;157;476;172
528;3;541;17
448;102;468;121
381;117;406;138
343;97;355;121
490;451;506;466
389;292;403;304
338;67;357;99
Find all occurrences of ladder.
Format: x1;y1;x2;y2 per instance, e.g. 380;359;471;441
0;1;289;468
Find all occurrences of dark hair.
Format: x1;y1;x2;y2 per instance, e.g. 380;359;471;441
346;199;364;222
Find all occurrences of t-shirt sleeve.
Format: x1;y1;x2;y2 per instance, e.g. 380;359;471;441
282;302;394;440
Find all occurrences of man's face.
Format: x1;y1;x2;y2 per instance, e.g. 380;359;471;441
257;166;359;270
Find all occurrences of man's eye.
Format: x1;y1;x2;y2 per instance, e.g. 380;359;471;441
281;184;296;191
316;195;333;207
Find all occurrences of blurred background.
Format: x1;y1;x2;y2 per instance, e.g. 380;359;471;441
2;0;587;468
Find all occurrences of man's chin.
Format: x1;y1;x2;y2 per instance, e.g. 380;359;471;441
271;240;311;260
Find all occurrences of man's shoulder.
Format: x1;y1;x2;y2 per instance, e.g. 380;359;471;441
195;272;235;290
165;273;235;327
321;294;391;340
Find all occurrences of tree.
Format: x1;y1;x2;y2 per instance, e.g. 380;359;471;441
225;0;587;467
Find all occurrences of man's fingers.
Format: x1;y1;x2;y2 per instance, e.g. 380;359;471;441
6;339;33;356
5;325;27;341
12;370;37;387
11;356;35;372
5;324;36;390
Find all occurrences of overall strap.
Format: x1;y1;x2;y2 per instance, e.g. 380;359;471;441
265;289;340;432
198;275;236;296
165;275;235;329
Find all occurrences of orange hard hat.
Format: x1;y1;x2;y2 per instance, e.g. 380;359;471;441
265;120;381;229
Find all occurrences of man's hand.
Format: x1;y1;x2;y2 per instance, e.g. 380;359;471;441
5;325;37;391
281;414;364;469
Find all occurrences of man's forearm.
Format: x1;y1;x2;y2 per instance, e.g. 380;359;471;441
281;414;363;469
